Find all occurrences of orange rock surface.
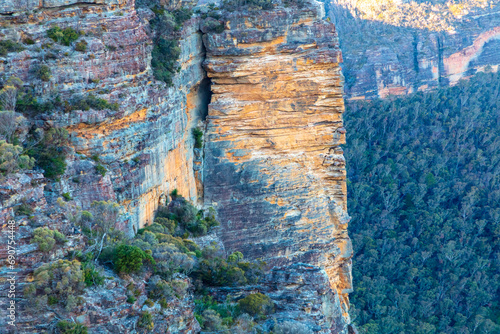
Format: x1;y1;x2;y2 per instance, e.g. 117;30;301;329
202;5;352;330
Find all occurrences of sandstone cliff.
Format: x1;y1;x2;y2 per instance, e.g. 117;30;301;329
0;0;205;234
326;0;500;99
202;3;352;331
0;0;352;332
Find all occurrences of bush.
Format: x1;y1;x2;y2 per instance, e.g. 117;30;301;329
151;38;180;86
194;295;240;330
75;40;88;52
89;200;120;234
68;95;119;111
148;275;174;300
62;192;72;201
27;259;84;309
27;128;69;179
196;247;264;286
31;227;67;253
113;244;155;274
82;262;105;287
0;77;23;112
0;39;25;56
192;127;203;149
223;0;274;10
237;293;274;317
162;198;220;237
137;311;154;330
200;17;225;33
202;309;228;331
274;321;313;334
15;91;61;115
0;140;34;174
56;320;88;334
95;164;106;177
47;26;80;46
35;65;52;82
14;202;33;216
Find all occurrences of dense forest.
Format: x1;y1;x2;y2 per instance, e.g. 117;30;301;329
345;71;500;333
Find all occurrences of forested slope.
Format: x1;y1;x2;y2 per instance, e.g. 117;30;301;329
345;71;500;333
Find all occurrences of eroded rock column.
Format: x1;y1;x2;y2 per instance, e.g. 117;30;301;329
202;2;352;327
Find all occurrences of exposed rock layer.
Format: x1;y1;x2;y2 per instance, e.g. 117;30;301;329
203;3;352;329
327;0;500;99
0;1;205;233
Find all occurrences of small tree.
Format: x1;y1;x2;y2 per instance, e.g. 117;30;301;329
0;140;34;174
90;200;120;233
0;77;23;111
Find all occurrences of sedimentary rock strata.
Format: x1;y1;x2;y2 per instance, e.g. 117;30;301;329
203;3;352;328
327;0;500;99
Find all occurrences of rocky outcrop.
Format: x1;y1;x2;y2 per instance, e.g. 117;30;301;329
1;0;353;332
326;0;500;99
210;263;349;333
0;0;206;234
202;2;352;330
0;0;126;15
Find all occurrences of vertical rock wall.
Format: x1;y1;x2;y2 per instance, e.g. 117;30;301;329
326;0;500;99
202;2;352;329
0;0;206;233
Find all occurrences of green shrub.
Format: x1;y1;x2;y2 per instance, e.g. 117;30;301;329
47;26;80;46
62;192;72;201
15;91;61;115
56;320;88;334
192;127;203;149
113;244;155;274
237;293;274;317
68;95;119;111
23;38;35;45
137;311;154;330
162;198;219;237
36;65;52;82
82;262;104;287
0;40;25;56
148;276;174;300
194;295;240;330
223;0;274;10
151;38;180;86
0;140;35;174
14;202;33;216
75;40;87;52
31;227;67;253
154;217;176;234
196;246;264;286
95;164;106;177
201;18;225;33
127;295;136;304
27;128;68;179
274;321;313;334
28;259;84;309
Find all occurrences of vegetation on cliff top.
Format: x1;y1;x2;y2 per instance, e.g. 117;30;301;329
346;71;500;333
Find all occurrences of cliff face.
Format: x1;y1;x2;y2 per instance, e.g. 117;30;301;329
326;0;500;99
1;0;352;332
202;3;352;330
0;0;205;233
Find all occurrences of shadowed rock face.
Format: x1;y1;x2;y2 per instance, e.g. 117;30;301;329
326;0;500;99
202;3;352;328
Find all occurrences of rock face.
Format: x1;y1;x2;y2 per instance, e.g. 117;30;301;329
326;0;500;99
1;0;353;332
202;2;352;329
210;263;350;334
0;0;206;234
